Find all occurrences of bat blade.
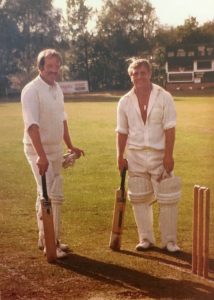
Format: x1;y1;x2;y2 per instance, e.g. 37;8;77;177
41;174;56;263
109;188;127;251
41;199;56;263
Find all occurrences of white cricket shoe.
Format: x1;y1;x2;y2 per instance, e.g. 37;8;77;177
166;242;180;253
136;239;152;251
43;247;68;259
56;247;68;258
38;238;70;252
57;240;70;252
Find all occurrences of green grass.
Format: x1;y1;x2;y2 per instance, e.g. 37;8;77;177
0;96;214;299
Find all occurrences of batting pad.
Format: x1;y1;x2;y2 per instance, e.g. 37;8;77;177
132;202;155;244
49;175;64;202
157;176;181;204
128;176;153;203
159;203;178;246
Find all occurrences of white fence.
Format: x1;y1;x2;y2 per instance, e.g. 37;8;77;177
59;81;89;94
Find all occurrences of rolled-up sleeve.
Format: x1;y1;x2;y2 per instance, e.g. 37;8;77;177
163;93;176;130
115;98;129;134
21;86;40;131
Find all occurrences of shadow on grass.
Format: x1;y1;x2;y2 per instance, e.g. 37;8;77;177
57;252;214;299
121;248;214;281
120;247;192;270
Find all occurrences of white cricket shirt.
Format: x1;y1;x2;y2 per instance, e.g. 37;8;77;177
116;84;176;150
21;76;66;151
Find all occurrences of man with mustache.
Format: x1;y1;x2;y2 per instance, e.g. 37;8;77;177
21;49;84;258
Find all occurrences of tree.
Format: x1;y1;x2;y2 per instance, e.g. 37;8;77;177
176;17;201;44
155;17;214;47
66;0;93;89
97;0;157;40
1;0;63;84
0;4;23;95
199;20;214;43
90;0;158;90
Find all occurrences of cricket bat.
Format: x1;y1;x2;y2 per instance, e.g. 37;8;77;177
109;168;127;251
41;174;56;263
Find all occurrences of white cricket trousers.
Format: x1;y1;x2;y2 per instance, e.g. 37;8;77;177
127;148;179;247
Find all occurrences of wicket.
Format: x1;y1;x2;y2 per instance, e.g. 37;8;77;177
192;185;210;278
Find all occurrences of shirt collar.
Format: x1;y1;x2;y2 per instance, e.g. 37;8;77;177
38;75;57;90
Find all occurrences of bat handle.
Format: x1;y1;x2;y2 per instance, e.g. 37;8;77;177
120;167;127;192
41;174;48;201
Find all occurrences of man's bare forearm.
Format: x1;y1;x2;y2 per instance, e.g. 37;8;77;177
117;133;128;171
28;124;49;175
165;127;175;157
63;120;85;158
28;124;46;157
117;133;128;158
164;127;175;172
63;120;73;150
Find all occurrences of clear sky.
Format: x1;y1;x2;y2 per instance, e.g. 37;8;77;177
53;0;214;26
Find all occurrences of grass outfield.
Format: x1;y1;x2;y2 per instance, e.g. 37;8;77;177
0;95;214;299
